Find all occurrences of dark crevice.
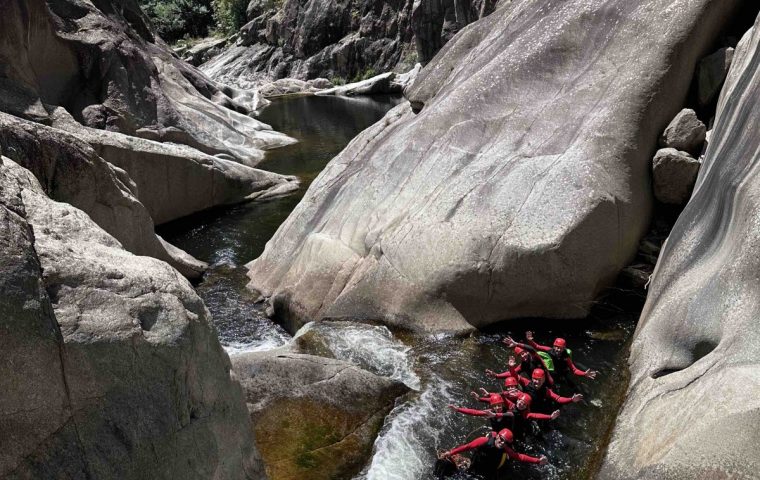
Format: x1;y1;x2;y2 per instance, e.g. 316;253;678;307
650;340;718;379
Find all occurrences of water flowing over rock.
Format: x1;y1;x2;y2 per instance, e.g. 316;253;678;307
0;157;261;478
201;0;490;89
231;351;408;480
247;0;744;333
599;19;760;480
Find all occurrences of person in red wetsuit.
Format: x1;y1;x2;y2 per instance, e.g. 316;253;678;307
490;392;559;438
438;428;547;477
517;368;583;413
449;393;514;431
486;346;554;385
472;376;522;404
509;331;598;380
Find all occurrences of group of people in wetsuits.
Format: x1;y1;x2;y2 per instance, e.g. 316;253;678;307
434;331;599;479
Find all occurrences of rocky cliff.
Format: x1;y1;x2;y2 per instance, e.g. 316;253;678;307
598;15;760;480
0;156;262;479
202;0;494;89
246;0;744;334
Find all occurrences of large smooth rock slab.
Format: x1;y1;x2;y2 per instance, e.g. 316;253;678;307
0;157;262;478
652;148;701;205
599;20;760;480
247;0;743;333
232;351;408;480
0;0;292;164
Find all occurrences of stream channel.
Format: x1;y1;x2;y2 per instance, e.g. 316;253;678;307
159;94;643;480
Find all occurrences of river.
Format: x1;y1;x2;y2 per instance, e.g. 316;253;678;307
158;94;640;480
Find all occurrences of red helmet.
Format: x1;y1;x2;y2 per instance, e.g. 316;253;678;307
504;377;519;388
514;346;525;355
489;393;505;405
553;338;567;349
517;392;532;406
496;428;514;443
532;368;545;379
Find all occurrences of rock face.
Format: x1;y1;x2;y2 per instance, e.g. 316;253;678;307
201;0;491;89
232;351;408;480
651;148;701;205
658;108;707;154
0;157;261;478
247;0;744;333
0;0;292;164
0;112;207;278
598;19;760;480
697;47;735;108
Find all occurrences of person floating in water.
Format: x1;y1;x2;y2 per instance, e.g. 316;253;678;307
489;392;559;437
504;332;598;380
515;367;583;413
449;393;514;431
472;376;522;405
486;345;555;385
437;428;547;478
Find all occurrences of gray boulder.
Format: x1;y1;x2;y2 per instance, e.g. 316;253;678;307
0;0;292;164
658;108;707;154
232;351;408;480
316;72;400;96
0;112;206;278
247;0;744;333
697;47;735;108
652;148;701;205
0;157;261;478
598;20;760;480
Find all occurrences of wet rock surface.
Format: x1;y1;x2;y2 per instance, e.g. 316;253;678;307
247;0;744;334
599;18;760;480
232;351;408;480
0;157;261;479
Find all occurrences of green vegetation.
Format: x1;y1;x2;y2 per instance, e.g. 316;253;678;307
139;0;215;43
139;0;249;42
212;0;249;35
351;67;377;83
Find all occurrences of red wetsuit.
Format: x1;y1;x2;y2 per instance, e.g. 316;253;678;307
494;355;555;385
527;339;589;377
448;433;542;464
514;375;575;405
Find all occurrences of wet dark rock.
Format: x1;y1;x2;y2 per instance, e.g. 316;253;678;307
231;351;408;480
600;18;760;480
247;0;745;333
697;47;734;108
0;157;261;479
658;108;707;154
652;148;701;205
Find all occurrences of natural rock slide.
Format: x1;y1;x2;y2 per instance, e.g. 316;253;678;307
599;15;760;480
247;0;745;334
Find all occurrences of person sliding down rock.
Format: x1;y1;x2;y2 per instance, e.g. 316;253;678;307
472;376;522;405
486;345;555;386
516;368;583;413
449;393;515;431
490;393;559;439
507;332;598;380
438;428;547;478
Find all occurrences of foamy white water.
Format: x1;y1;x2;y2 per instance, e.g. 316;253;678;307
358;377;454;480
295;322;421;390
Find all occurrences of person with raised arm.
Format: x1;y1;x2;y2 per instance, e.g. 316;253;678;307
449;393;515;431
438;428;548;477
515;368;583;413
486;350;555;386
489;392;559;438
509;331;598;380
